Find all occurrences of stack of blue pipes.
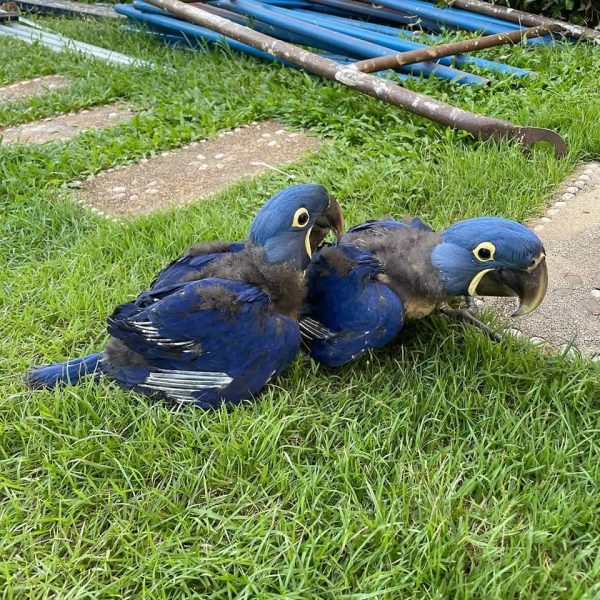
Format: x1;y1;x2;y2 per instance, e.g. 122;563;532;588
115;0;557;85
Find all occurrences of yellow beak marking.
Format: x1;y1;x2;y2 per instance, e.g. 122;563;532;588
468;268;494;297
527;252;546;272
304;227;313;259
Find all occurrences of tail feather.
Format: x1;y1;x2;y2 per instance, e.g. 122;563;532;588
25;352;106;389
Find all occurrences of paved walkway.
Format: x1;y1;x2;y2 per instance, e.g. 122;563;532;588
484;163;600;359
77;120;323;218
0;75;66;103
0;102;133;145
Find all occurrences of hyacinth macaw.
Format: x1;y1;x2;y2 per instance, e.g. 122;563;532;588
26;184;344;408
301;217;548;367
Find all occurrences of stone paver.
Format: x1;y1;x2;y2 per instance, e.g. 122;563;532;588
0;75;66;103
483;162;600;359
0;102;133;145
76;120;323;218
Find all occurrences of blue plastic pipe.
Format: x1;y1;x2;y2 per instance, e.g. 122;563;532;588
280;0;422;25
214;0;489;84
134;0;352;54
211;0;366;19
121;2;413;77
294;7;445;38
296;0;494;33
252;0;314;6
115;3;296;65
296;8;548;47
364;0;521;33
290;8;532;76
360;0;552;44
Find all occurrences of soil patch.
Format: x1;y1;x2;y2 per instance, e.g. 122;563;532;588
77;120;323;218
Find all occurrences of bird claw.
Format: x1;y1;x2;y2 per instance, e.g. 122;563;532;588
461;296;479;315
438;305;502;343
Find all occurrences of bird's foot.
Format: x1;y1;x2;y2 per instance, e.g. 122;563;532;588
461;295;479;315
439;305;502;343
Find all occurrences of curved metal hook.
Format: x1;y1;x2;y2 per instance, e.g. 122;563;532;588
513;127;568;158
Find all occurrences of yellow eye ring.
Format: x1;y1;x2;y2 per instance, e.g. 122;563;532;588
292;207;310;228
473;241;496;262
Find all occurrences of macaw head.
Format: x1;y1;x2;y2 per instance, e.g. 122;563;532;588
249;184;344;269
431;217;548;316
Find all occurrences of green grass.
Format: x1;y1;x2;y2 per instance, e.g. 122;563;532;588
1;16;600;598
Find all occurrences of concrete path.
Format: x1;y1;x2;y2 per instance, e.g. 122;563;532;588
0;75;66;103
0;102;133;145
76;120;323;218
484;163;600;359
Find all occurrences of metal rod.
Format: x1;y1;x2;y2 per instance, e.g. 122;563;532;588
0;8;20;21
444;0;600;44
352;24;559;72
9;22;134;60
14;0;123;19
0;23;120;59
143;0;567;156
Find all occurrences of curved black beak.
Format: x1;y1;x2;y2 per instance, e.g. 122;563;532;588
309;195;345;251
472;256;548;317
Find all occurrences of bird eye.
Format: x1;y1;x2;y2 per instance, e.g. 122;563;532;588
473;242;496;262
292;208;310;228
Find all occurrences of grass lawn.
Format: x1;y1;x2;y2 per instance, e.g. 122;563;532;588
1;15;600;598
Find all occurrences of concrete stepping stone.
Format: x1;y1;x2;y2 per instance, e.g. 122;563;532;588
0;75;66;103
0;102;133;145
483;162;600;359
76;120;323;218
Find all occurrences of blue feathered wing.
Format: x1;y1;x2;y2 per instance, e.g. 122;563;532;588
301;244;404;367
149;242;245;290
341;217;433;241
302;217;433;366
107;277;301;408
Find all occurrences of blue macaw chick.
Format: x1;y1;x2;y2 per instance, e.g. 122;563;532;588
302;217;548;367
25;184;344;408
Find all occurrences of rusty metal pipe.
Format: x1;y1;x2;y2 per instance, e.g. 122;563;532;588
352;24;561;72
445;0;600;44
145;0;567;156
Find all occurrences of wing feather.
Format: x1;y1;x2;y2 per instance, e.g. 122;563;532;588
106;277;300;405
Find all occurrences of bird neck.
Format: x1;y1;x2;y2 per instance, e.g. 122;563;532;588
258;235;308;270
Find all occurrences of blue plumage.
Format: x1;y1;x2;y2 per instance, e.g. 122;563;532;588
24;353;107;388
303;216;548;366
106;278;300;407
431;217;545;297
150;242;245;291
303;244;404;366
25;184;344;407
142;182;340;290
